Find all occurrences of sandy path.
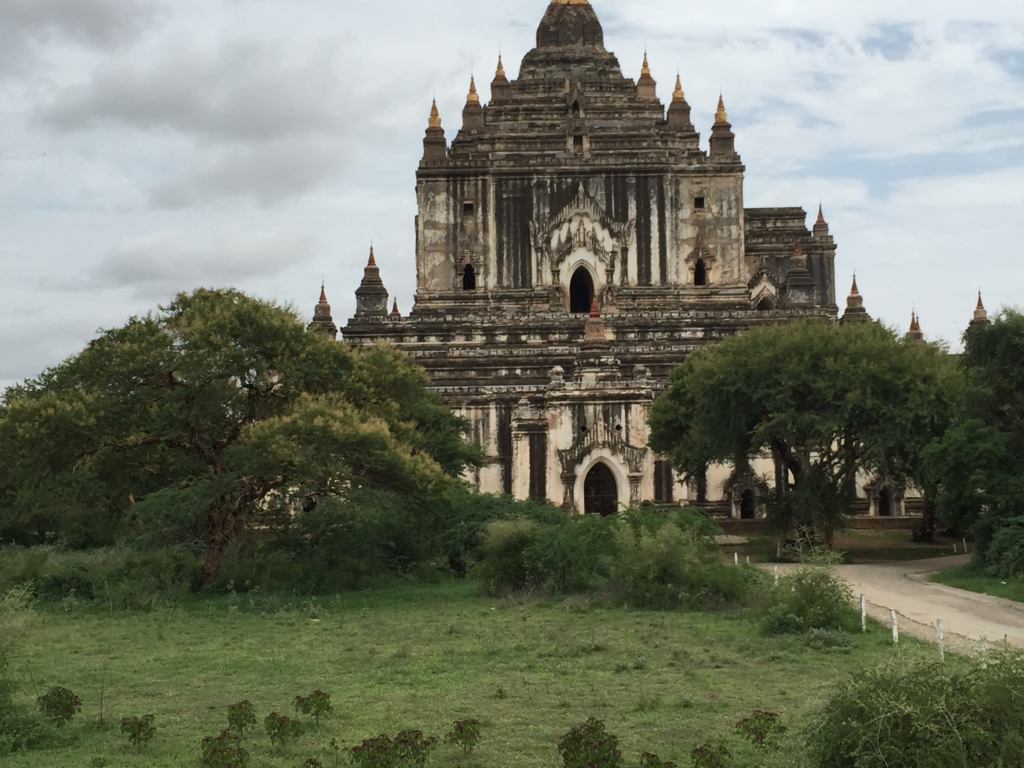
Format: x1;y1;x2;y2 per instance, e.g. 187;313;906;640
830;556;1024;649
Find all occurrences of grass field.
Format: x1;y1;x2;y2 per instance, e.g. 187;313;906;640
727;529;954;564
931;564;1024;604
0;582;934;768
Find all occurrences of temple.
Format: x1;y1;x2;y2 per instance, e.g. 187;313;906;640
336;0;849;516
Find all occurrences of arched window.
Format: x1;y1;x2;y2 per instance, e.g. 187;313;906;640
756;297;774;312
740;490;756;520
572;100;581;117
584;463;618;516
462;264;476;291
694;260;708;287
569;267;594;313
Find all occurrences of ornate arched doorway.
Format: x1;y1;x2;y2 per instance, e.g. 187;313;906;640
570;267;594;314
583;463;618;516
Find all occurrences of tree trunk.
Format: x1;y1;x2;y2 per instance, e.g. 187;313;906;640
202;501;236;586
918;494;938;543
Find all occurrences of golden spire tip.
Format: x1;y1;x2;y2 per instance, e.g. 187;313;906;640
368;245;376;268
428;99;441;128
715;94;728;123
467;75;479;104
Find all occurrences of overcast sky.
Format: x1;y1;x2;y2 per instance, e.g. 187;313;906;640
2;0;1023;389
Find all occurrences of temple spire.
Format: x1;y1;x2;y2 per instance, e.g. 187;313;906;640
367;245;376;267
715;95;728;124
906;311;924;343
673;74;685;102
307;283;338;339
496;54;505;79
710;94;736;157
354;245;390;317
428;100;442;128
841;274;871;323
970;291;991;327
636;51;657;100
466;76;479;105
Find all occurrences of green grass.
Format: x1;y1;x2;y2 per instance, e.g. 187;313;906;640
728;530;954;564
1;583;932;767
931;564;1024;603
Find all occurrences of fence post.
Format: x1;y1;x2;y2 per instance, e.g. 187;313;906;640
860;594;866;633
734;552;739;566
936;619;944;660
963;538;968;555
980;637;988;669
746;556;750;565
891;610;899;644
953;543;958;554
774;565;779;586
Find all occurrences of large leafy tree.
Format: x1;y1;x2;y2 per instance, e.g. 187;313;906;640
649;320;961;545
0;289;479;583
924;310;1024;554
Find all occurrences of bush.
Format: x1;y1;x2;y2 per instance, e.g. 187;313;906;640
609;522;760;610
226;700;257;736
639;753;677;768
526;515;618;593
263;713;302;747
444;718;482;755
36;687;82;727
734;710;787;748
984;516;1024;578
0;643;59;755
201;729;250;768
120;714;156;751
293;690;332;723
474;518;546;593
762;567;858;635
558;717;623;768
690;743;731;768
104;549;201;609
807;650;1024;768
349;730;438;768
35;569;95;601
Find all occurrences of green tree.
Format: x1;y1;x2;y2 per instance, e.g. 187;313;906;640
649;320;960;546
924;309;1024;558
0;289;478;582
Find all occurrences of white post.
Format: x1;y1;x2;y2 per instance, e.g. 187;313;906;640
773;565;779;586
953;543;958;554
936;619;944;660
963;538;968;554
980;637;988;669
860;594;866;632
891;610;899;644
734;552;739;566
746;556;750;565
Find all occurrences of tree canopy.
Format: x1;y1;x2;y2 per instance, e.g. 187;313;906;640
649;319;961;543
0;289;480;583
924;310;1024;559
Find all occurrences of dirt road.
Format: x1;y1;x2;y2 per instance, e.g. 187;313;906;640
832;555;1024;649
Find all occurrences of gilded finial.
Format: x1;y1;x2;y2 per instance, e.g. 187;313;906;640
428;100;442;129
496;54;505;79
641;52;651;76
850;274;859;296
367;245;376;268
467;76;479;105
977;291;985;311
715;95;728;123
319;283;328;303
672;74;685;102
817;204;825;224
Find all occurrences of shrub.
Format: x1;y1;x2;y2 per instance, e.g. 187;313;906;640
201;729;250;768
803;628;855;652
263;713;302;747
609;523;757;610
349;730;438;768
558;717;623;768
120;714;156;751
35;569;95;601
984;516;1024;578
525;515;618;593
734;710;787;748
226;700;257;736
690;743;731;768
104;548;201;609
475;518;546;593
444;718;482;755
36;687;82;727
293;690;332;723
0;641;58;755
807;650;1024;768
762;567;858;635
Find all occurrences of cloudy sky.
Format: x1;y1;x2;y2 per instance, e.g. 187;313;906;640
2;0;1023;389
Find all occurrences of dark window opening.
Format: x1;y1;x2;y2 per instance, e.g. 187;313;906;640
584;463;618;516
694;196;706;210
740;490;756;520
878;486;894;517
573;134;584;152
569;267;594;313
694;260;708;287
695;468;708;504
462;264;476;290
572;100;580;117
529;433;547;502
757;297;775;312
463;201;474;216
654;460;674;503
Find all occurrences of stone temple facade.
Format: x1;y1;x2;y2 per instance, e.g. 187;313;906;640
327;0;846;516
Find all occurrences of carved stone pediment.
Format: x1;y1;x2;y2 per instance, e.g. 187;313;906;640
558;435;648;475
532;184;635;272
684;228;716;265
748;268;780;305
